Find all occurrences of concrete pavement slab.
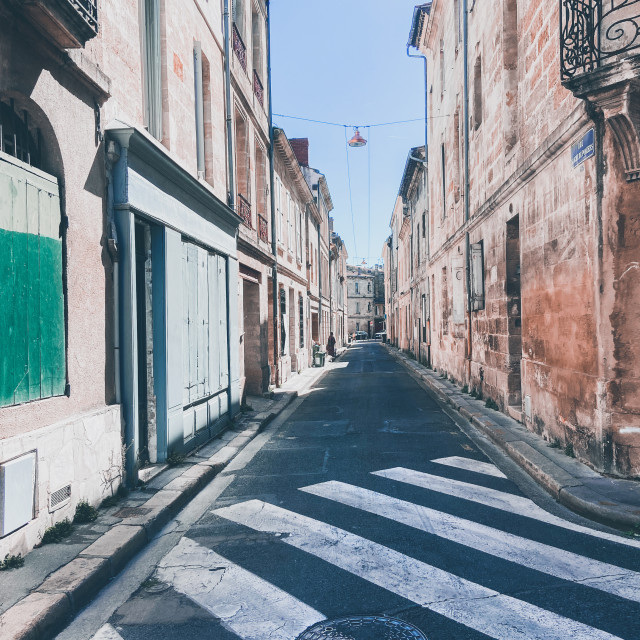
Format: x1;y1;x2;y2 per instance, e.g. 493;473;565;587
0;592;71;640
37;557;110;610
79;526;146;576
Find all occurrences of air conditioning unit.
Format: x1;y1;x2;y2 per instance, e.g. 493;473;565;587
0;452;37;537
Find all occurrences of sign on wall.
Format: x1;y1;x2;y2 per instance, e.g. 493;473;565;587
571;128;595;168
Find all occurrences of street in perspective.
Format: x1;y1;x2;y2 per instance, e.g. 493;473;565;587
57;344;640;640
2;0;640;639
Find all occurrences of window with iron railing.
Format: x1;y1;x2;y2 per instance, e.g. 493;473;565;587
560;0;640;80
233;23;247;71
237;194;252;228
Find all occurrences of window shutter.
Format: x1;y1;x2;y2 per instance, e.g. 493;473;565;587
0;157;65;407
470;241;485;311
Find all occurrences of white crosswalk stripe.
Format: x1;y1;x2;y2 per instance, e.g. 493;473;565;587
374;466;640;548
431;455;507;478
156;537;324;640
213;499;624;640
301;480;640;603
91;625;124;640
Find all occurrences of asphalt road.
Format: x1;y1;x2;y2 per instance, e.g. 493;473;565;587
62;343;640;640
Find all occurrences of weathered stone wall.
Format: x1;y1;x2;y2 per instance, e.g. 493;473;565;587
412;0;640;476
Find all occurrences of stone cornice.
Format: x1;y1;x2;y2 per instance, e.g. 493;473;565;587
273;128;315;204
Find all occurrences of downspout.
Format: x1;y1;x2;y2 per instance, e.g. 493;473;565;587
223;0;235;211
105;141;121;405
463;0;473;385
266;0;280;387
317;215;322;343
407;11;429;362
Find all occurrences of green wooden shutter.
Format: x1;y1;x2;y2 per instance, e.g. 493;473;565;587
0;155;65;407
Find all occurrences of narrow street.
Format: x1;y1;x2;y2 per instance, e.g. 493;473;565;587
65;344;640;640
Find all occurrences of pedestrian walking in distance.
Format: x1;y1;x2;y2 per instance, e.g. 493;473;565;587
327;332;336;358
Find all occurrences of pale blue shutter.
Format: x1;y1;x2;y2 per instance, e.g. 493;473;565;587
218;255;229;390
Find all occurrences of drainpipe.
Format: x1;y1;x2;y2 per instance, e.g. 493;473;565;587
266;0;280;387
463;0;473;385
407;13;429;361
317;217;322;343
105;141;121;405
223;0;235;211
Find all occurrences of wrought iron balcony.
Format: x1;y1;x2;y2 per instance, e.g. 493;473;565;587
18;0;98;48
258;214;269;243
253;70;264;106
233;24;247;72
560;0;640;81
560;1;640;181
237;194;252;228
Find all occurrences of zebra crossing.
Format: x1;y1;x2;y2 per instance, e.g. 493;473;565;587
92;456;640;640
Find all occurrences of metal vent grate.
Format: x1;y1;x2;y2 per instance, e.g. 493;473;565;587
50;484;71;510
297;616;428;639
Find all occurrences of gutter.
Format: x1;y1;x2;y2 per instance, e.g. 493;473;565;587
266;0;280;388
223;0;235;211
105;141;121;405
463;0;473;383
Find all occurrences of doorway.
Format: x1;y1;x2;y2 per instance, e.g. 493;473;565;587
242;278;261;396
506;215;522;407
134;220;155;465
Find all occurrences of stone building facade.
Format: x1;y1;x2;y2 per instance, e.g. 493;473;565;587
0;0;120;557
347;264;384;338
0;0;245;558
389;0;640;477
331;230;349;348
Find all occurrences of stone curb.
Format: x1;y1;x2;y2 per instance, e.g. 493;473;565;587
385;344;640;533
0;390;302;640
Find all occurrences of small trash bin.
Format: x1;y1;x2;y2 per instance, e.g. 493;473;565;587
312;344;325;367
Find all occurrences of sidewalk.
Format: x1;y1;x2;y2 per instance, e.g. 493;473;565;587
386;344;640;533
0;362;335;640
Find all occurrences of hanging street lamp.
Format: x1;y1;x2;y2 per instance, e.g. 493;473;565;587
348;127;367;148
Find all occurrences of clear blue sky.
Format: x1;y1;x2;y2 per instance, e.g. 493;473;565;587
270;0;426;266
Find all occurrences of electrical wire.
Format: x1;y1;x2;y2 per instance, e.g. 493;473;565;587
344;127;358;259
273;113;447;128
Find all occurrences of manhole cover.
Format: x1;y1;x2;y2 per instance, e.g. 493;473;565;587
113;507;151;518
296;615;427;639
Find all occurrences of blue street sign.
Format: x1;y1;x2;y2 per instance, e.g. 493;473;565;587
571;128;595;168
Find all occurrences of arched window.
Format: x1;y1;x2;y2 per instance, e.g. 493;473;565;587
0;100;42;168
0;99;66;406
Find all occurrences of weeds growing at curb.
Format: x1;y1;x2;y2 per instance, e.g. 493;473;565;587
461;385;469;394
623;524;640;538
73;500;99;524
100;485;128;509
564;442;575;458
485;398;500;411
40;519;73;545
548;438;562;449
0;553;24;570
167;451;186;466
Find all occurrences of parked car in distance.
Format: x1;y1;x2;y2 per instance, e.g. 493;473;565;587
374;331;387;341
355;331;368;340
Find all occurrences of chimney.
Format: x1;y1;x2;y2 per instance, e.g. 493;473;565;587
290;138;309;167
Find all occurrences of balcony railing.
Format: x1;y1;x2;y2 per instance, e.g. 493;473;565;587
253;70;264;106
237;194;252;228
20;0;98;48
233;24;247;72
560;0;640;81
258;214;269;243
